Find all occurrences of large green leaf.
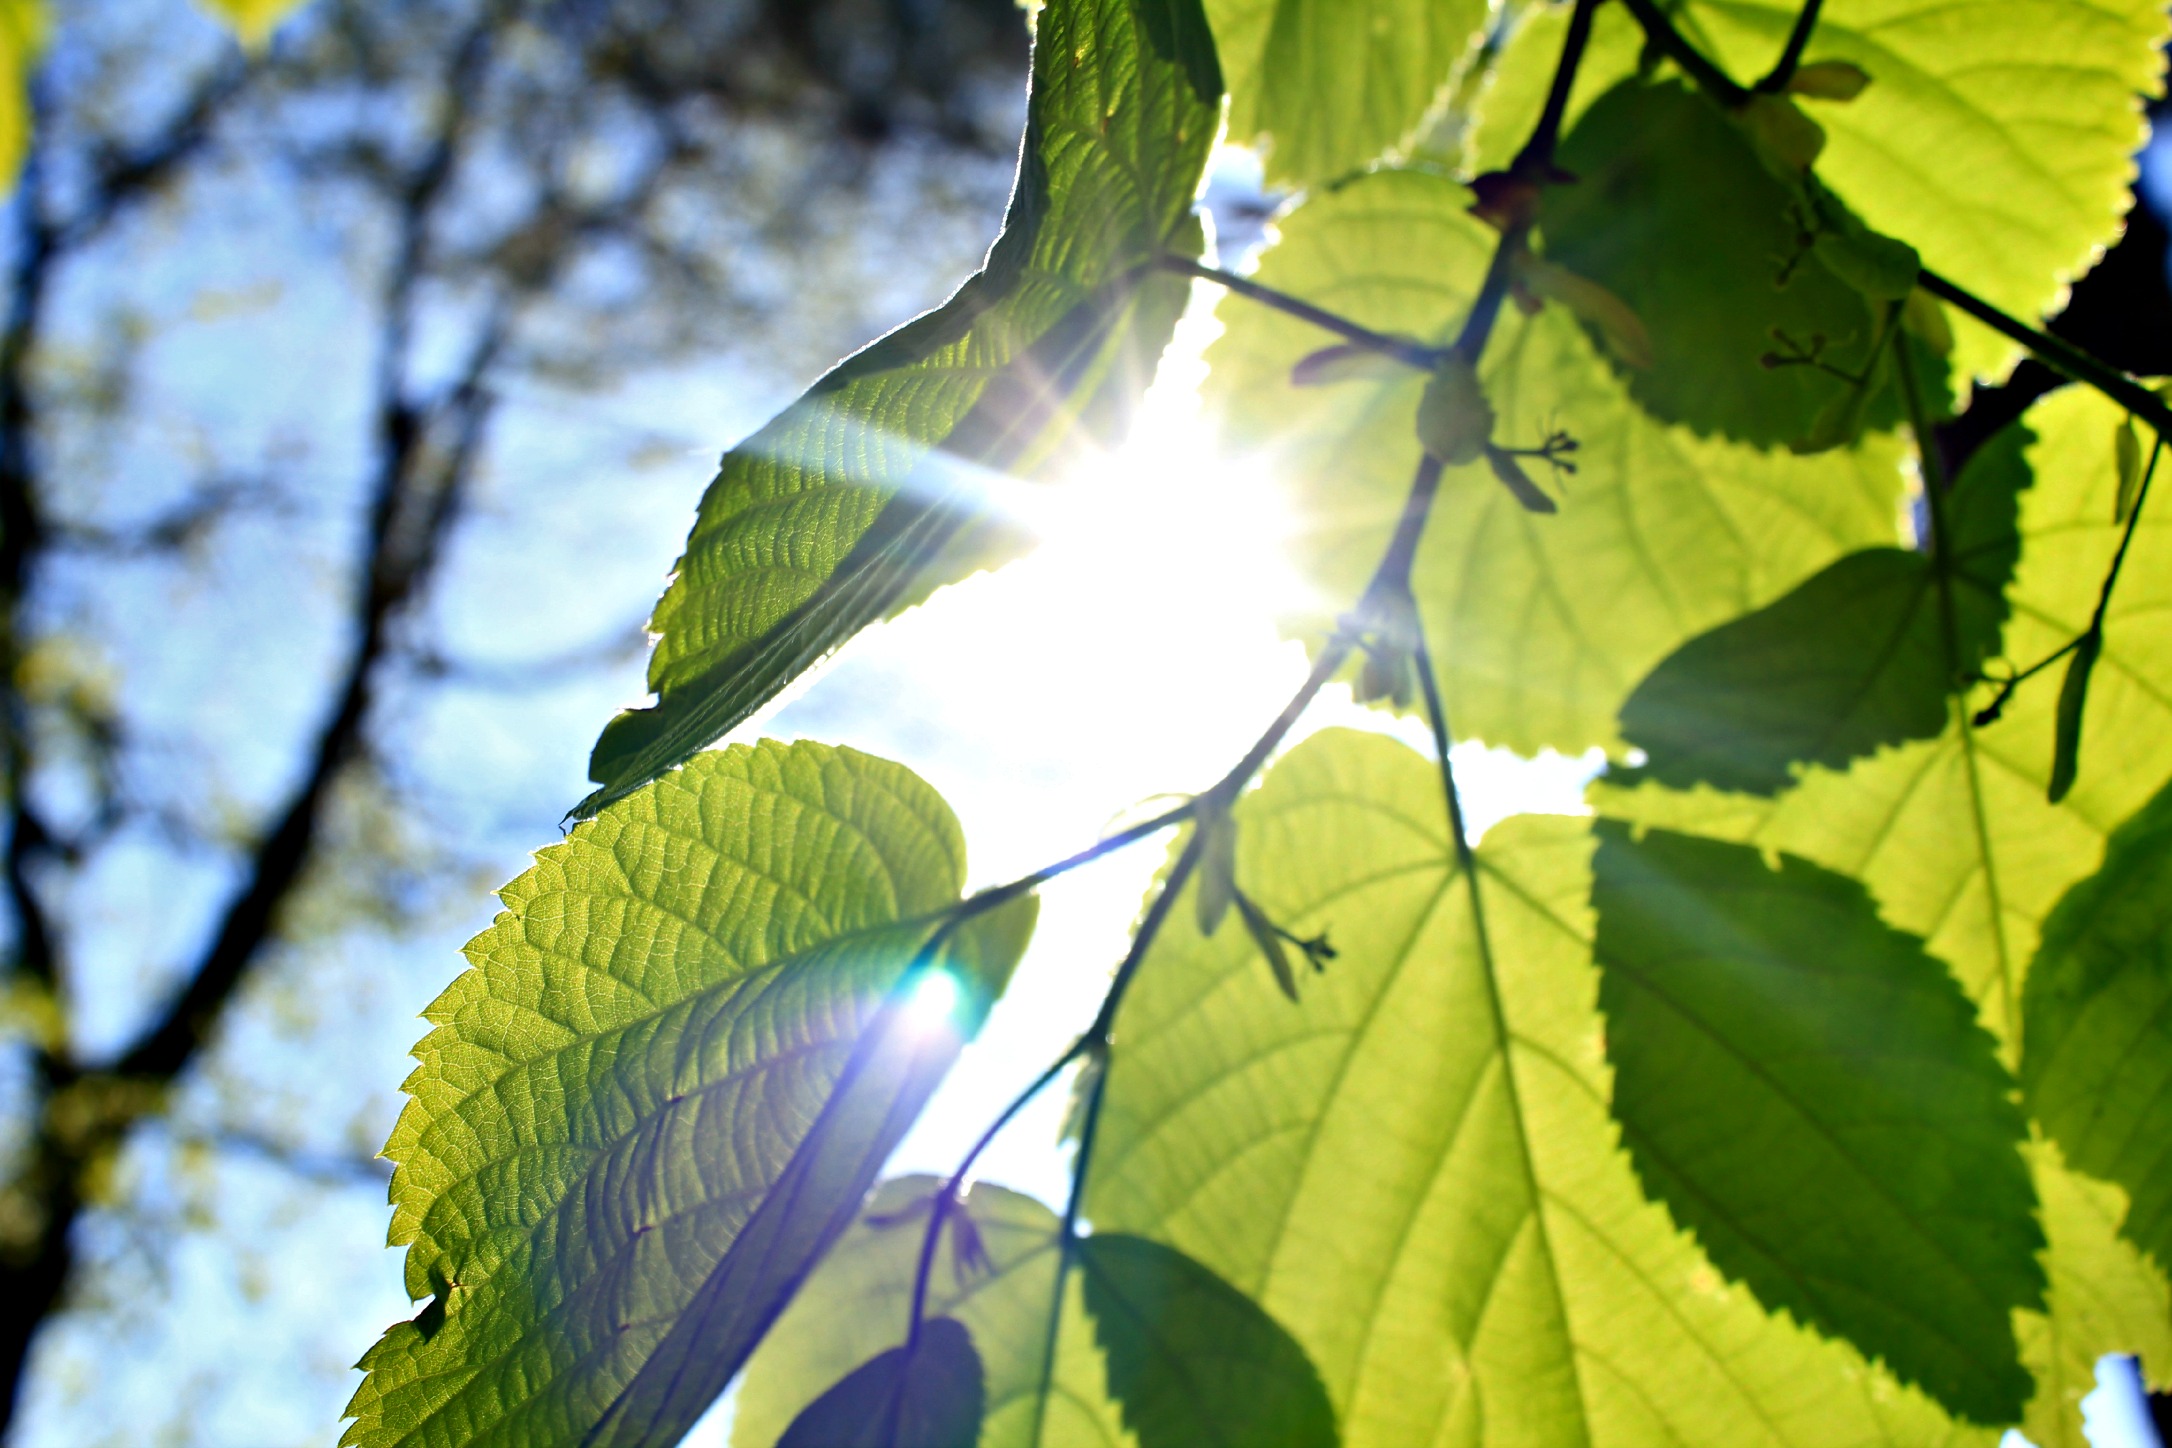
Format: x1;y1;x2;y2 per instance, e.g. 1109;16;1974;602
1469;0;2168;381
1617;420;2027;795
1540;80;1906;448
2023;774;2172;1275
734;1177;1131;1448
1087;728;1975;1448
345;743;1036;1448
1590;821;2042;1422
775;1317;985;1448
578;0;1222;818
1079;1233;1338;1448
1590;386;2172;1438
1203;170;1907;757
1205;0;1488;187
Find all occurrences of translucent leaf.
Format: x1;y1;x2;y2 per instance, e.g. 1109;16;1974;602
1206;0;1489;186
2024;776;2172;1276
1617;421;2027;794
0;0;40;198
1203;170;1907;757
1591;821;2042;1422
1080;1234;1337;1448
1539;80;1932;448
1592;386;2172;1433
344;743;1037;1448
1088;728;1972;1448
579;0;1222;817
776;1318;984;1448
1472;0;2169;381
735;1177;1129;1448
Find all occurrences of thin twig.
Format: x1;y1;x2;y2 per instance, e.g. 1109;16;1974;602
1158;256;1442;371
1615;0;1754;106
1917;271;2172;439
1755;0;1826;92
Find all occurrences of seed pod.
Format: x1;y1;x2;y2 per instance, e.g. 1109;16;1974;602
1416;354;1494;465
1786;60;1871;100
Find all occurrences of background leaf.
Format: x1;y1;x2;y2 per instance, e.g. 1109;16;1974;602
2024;775;2172;1275
775;1317;985;1448
1087;728;1973;1448
1540;79;1919;447
1591;821;2043;1422
1079;1233;1337;1448
344;742;1035;1448
734;1177;1131;1448
1203;169;1909;757
1616;419;2028;794
1205;0;1487;187
579;0;1223;817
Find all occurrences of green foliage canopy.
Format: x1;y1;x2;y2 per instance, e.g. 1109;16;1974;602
346;0;2172;1442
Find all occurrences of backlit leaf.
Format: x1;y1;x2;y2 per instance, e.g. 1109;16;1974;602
198;0;306;45
734;1177;1129;1448
1617;419;2027;795
1203;169;1907;758
1591;821;2042;1422
1088;728;1973;1448
579;0;1222;817
2024;775;2172;1276
1206;0;1489;186
345;742;1036;1448
776;1318;984;1448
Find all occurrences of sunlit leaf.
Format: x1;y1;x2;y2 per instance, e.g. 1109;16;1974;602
1206;0;1488;187
1617;420;2027;795
1089;728;1973;1448
2024;775;2172;1275
1472;0;2169;381
1591;821;2042;1422
579;0;1222;817
1592;386;2172;1432
344;743;1036;1448
776;1318;984;1448
735;1177;1129;1448
1204;169;1908;758
0;0;40;198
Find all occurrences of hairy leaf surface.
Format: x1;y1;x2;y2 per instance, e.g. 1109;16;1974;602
346;743;1035;1448
1204;171;1907;758
775;1317;984;1448
1618;421;2027;794
1591;822;2042;1422
1088;728;1973;1448
579;0;1222;817
1205;0;1487;186
2024;775;2172;1275
735;1177;1130;1448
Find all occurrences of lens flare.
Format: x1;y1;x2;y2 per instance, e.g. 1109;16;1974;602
902;968;963;1033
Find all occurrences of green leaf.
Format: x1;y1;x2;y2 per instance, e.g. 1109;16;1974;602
1089;728;1973;1448
1616;420;2028;795
578;0;1223;818
776;1317;985;1448
1474;0;2169;382
1206;0;1489;187
1539;80;1936;449
1590;821;2043;1422
1080;1234;1337;1448
1203;169;1908;758
198;0;305;45
2024;775;2172;1275
735;1177;1129;1448
1591;386;2172;1435
345;742;1036;1448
